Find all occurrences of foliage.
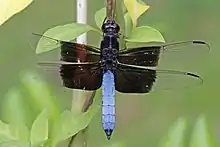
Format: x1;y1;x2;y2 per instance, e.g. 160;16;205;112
159;115;216;147
0;71;101;147
0;0;33;26
35;0;165;54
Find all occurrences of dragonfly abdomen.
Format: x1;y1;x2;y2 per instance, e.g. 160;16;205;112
102;70;115;140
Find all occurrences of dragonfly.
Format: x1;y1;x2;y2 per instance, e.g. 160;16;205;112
34;21;209;140
34;2;210;140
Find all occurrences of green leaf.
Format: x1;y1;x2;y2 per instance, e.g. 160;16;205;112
0;120;29;145
0;0;33;26
30;109;48;146
20;71;60;122
1;88;31;127
52;89;101;147
9;124;29;144
31;140;50;147
115;0;126;49
137;0;147;5
95;7;106;29
0;140;29;147
35;23;100;54
124;12;133;37
105;142;126;147
124;0;149;27
190;115;216;147
0;121;14;143
159;118;187;147
126;26;165;43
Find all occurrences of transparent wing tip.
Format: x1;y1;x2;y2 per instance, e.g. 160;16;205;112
186;72;203;84
152;70;204;92
163;40;211;53
192;40;211;51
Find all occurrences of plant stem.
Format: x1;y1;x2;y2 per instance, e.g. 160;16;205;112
68;0;96;147
106;0;116;20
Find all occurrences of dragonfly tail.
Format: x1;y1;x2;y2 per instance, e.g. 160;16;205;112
102;70;115;140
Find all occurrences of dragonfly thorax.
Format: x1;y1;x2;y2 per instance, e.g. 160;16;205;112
100;20;120;72
101;47;118;71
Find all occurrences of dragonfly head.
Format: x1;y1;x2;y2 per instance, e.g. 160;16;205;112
101;20;120;35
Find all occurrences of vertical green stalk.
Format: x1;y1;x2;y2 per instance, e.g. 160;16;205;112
68;91;96;147
68;0;95;147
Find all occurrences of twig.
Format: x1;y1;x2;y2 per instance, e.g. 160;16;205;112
68;0;96;147
106;0;116;20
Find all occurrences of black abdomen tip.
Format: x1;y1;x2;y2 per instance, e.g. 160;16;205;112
104;129;113;140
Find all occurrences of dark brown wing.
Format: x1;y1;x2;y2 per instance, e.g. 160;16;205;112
33;34;102;90
115;63;156;93
118;46;161;67
118;40;209;67
31;33;101;63
60;62;102;90
60;41;101;62
115;63;202;93
38;61;102;90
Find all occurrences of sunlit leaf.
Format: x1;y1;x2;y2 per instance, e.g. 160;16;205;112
124;12;133;37
115;0;126;49
31;140;49;147
9;123;29;144
126;26;165;43
30;109;48;145
0;0;33;26
0;121;14;143
95;7;106;29
1;88;31;127
0;140;29;147
190;115;216;147
104;142;126;147
20;71;60;122
159;118;187;147
35;23;100;54
124;0;149;27
51;89;101;147
0;120;29;145
137;0;147;5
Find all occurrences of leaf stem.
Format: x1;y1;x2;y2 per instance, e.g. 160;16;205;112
68;0;96;147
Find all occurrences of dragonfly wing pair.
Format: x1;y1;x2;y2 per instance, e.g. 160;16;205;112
34;35;209;93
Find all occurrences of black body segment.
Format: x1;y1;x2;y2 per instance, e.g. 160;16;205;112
100;20;120;72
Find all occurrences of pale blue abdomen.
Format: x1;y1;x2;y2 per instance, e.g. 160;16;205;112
102;70;115;139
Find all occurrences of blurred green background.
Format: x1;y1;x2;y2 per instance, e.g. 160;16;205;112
0;0;218;147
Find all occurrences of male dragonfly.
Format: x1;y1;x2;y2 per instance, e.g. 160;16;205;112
34;19;209;139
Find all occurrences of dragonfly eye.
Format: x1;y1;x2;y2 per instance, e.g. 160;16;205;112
101;23;108;32
115;23;120;32
102;49;108;55
112;49;117;54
